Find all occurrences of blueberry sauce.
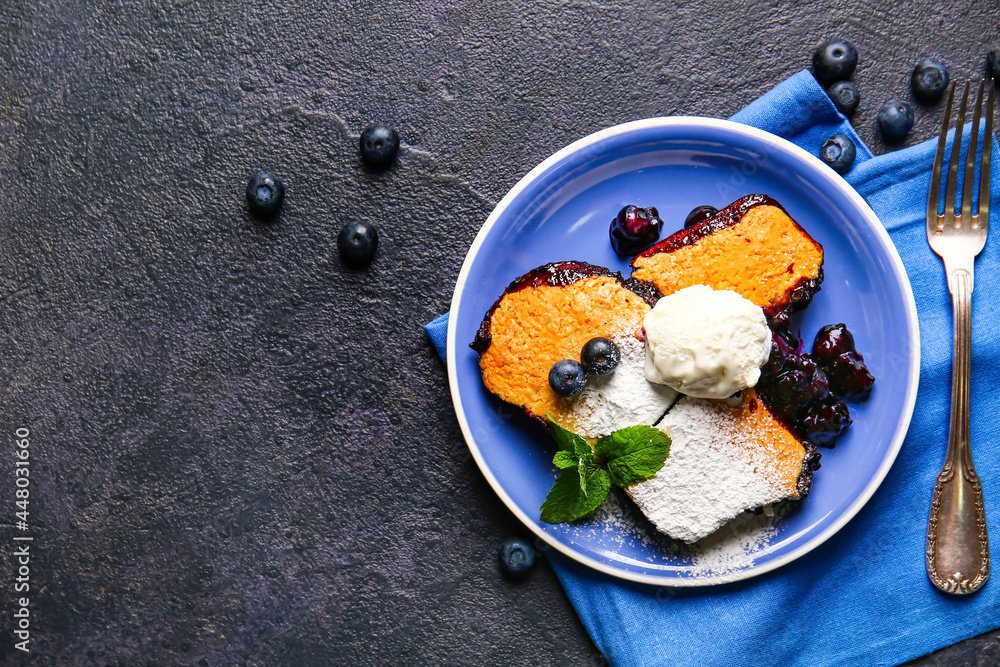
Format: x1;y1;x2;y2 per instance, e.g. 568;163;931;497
755;323;874;447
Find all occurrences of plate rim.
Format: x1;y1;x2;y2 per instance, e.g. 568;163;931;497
446;115;921;587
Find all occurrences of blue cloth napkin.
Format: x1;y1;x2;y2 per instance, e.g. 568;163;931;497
425;70;1000;666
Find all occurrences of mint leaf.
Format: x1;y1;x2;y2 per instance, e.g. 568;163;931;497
547;415;592;459
552;451;578;469
594;425;671;487
539;461;611;523
546;418;595;496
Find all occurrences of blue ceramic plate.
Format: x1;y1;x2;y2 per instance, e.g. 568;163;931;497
447;118;919;586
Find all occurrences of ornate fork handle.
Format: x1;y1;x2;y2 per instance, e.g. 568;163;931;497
926;268;990;594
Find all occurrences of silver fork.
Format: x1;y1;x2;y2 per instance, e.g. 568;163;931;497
925;79;994;595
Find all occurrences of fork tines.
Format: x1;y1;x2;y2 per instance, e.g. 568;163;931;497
928;79;995;231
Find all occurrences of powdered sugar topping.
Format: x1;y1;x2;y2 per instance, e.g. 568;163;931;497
568;335;676;439
626;397;794;543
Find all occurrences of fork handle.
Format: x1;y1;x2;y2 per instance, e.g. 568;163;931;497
926;268;990;594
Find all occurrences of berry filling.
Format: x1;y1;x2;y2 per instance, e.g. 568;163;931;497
609;205;664;256
683;205;718;229
812;323;876;399
756;323;873;447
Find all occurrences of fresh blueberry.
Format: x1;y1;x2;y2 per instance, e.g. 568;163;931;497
812;39;858;84
684;205;718;229
877;100;914;139
245;172;285;219
549;360;587;397
912;58;950;103
359;124;400;170
609;205;663;255
580;337;620;376
497;537;536;577
826;80;860;116
988;49;1000;81
337;220;379;268
819;134;857;175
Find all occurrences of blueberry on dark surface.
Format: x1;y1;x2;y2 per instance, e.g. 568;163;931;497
812;323;856;366
911;58;950;103
359;123;400;170
580;337;620;376
497;537;536;577
826;80;860;116
988;49;1000;81
609;205;664;255
812;39;859;84
549;360;587;397
683;205;718;228
245;172;285;218
877;100;914;138
819;134;857;174
801;402;852;446
337;220;379;268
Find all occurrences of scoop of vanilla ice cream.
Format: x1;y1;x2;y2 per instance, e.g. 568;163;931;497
643;285;771;399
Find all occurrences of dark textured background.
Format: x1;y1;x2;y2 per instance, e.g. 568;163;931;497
2;0;1000;664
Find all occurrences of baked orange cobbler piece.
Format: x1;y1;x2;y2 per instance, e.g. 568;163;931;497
631;194;824;321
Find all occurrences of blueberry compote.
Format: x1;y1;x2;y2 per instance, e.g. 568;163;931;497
812;323;876;399
756;323;874;447
610;205;663;255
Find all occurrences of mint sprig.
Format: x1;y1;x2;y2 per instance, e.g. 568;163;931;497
548;418;595;495
539;417;671;524
552;451;579;469
539;461;611;524
594;425;672;488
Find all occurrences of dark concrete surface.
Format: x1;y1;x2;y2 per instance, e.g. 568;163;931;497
1;0;999;664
